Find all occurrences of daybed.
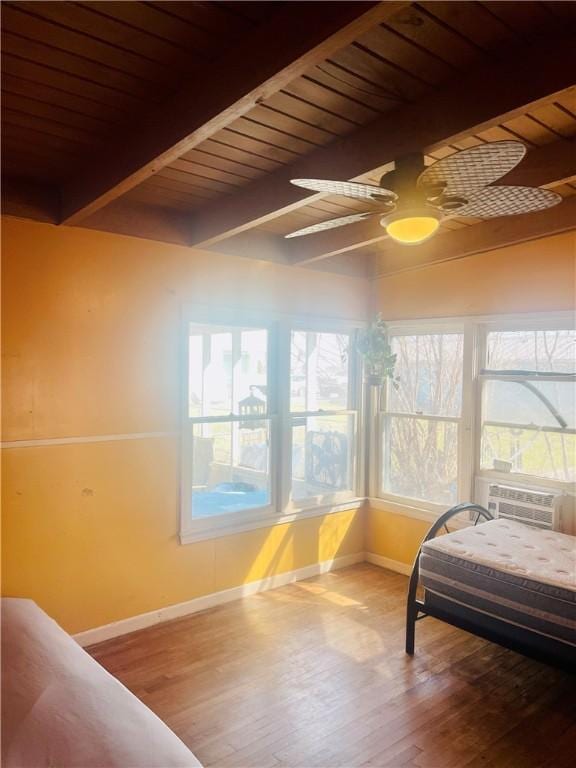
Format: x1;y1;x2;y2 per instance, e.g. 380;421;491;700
1;598;202;768
406;503;576;671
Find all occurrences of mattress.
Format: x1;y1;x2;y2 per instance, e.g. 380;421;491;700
1;598;201;767
420;519;576;648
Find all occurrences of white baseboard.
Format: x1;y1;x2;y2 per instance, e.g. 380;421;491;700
74;551;412;647
365;551;412;576
74;551;364;647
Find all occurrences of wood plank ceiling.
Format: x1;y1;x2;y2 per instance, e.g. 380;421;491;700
2;1;576;277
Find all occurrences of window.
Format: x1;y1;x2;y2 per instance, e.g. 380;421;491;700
380;327;464;506
290;330;359;505
181;313;362;542
377;315;575;512
185;323;273;525
182;311;573;537
480;328;575;483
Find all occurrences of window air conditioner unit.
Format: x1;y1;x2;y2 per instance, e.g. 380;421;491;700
474;478;565;531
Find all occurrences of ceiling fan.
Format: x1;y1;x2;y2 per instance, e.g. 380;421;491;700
285;141;561;246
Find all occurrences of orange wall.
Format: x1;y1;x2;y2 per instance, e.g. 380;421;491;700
3;218;574;628
369;231;576;566
3;218;367;441
373;231;575;320
1;217;367;633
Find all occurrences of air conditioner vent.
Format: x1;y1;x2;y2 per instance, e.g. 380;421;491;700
488;484;554;507
498;502;553;526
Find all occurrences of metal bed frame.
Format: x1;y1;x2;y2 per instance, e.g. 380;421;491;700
406;503;576;672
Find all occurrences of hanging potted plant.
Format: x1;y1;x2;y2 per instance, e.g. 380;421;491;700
356;314;398;387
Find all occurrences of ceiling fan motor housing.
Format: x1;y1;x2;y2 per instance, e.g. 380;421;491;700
378;153;439;231
381;154;468;214
380;153;425;198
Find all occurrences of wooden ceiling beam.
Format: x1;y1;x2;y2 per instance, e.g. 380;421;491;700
2;182;283;254
288;137;576;264
2;180;195;245
59;1;409;225
499;137;576;189
188;34;576;248
374;195;576;278
2;182;361;276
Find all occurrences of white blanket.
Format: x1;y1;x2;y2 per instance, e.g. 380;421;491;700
1;598;201;767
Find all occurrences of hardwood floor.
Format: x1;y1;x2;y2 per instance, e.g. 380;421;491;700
89;564;575;768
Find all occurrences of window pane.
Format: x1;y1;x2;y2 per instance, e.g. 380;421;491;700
486;329;576;373
188;326;268;418
191;420;271;518
291;414;356;501
205;332;233;417
382;416;459;505
235;329;268;414
189;334;204;417
290;331;307;412
481;378;575;482
481;425;575;482
483;380;575;430
290;331;350;412
388;333;463;416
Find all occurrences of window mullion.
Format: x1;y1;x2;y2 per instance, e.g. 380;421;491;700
374;367;387;498
351;340;364;498
278;322;292;513
473;325;488;485
383;411;460;423
201;333;209;427
379;410;391;499
480;372;576;383
287;408;357;418
231;330;240;472
304;330;310;413
458;320;478;504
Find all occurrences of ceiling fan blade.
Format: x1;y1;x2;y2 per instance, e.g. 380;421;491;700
291;178;396;201
455;185;562;219
419;141;527;197
285;212;376;239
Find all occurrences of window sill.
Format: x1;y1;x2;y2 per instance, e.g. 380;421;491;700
180;498;367;544
368;497;478;531
368;496;445;524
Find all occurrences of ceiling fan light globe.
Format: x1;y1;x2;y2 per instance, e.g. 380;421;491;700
382;208;441;246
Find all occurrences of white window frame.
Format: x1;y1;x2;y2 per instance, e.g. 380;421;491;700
474;314;576;492
180;307;365;544
373;311;575;519
374;319;471;515
286;319;364;513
